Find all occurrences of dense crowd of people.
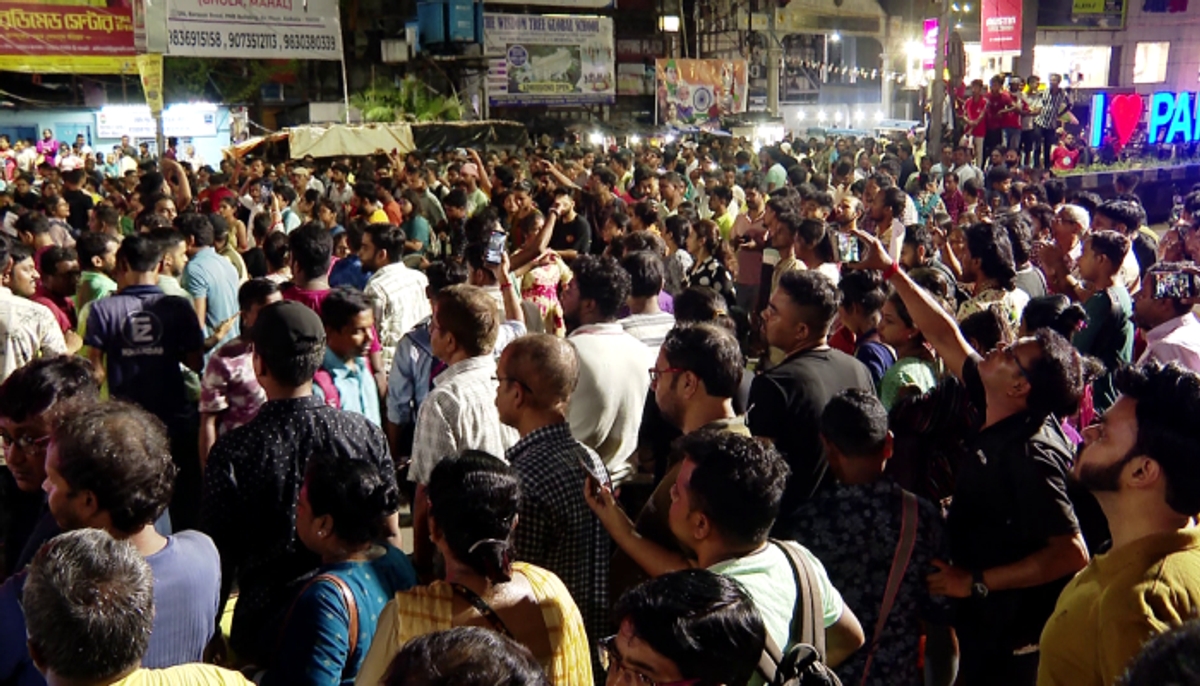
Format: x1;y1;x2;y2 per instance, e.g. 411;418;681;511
0;117;1199;686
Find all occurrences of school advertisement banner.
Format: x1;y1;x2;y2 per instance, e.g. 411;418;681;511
655;58;748;128
485;13;615;107
0;0;136;73
163;0;342;60
981;0;1022;54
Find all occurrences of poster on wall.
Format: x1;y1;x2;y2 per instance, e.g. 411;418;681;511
485;14;615;107
655;59;748;128
163;0;342;60
0;0;136;73
1037;0;1127;29
981;0;1022;54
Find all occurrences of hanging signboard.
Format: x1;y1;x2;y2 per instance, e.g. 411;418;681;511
96;104;220;139
484;13;615;107
655;58;749;128
0;0;136;73
1039;0;1127;29
164;0;342;60
981;0;1022;54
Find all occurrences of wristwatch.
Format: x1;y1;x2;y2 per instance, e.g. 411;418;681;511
972;570;990;599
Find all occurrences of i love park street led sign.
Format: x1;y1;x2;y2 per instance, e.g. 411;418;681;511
1090;91;1200;150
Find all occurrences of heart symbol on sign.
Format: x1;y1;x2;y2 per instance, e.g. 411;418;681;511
1109;94;1144;151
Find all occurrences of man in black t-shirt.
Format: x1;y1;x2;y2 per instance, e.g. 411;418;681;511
547;188;590;262
60;169;94;234
747;270;874;521
852;228;1089;686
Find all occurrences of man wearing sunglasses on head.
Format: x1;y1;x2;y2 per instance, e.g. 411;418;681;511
851;227;1090;686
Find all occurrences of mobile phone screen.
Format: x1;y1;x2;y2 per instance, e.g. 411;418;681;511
485;230;507;265
1154;271;1198;300
838;232;860;263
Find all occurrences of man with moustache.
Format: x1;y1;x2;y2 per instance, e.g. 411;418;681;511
731;180;767;313
1038;362;1200;686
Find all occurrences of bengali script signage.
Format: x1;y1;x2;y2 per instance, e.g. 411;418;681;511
164;0;342;60
0;0;136;73
485;13;615;107
655;58;748;128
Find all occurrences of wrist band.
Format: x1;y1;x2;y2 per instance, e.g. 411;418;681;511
499;282;513;290
882;262;901;281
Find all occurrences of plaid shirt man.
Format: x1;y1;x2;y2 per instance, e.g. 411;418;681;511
508;423;613;657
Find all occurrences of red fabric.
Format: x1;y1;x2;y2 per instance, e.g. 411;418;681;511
991;91;1019;129
964;96;988;137
1051;146;1080;171
829;324;857;356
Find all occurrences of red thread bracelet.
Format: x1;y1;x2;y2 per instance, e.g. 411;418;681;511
882;262;900;281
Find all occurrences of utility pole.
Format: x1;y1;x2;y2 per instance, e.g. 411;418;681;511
767;5;781;116
928;0;953;161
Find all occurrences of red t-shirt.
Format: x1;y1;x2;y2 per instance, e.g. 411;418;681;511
1051;146;1081;171
987;91;1016;130
206;186;236;214
964;97;988;137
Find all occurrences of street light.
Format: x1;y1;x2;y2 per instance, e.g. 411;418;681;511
589;132;604;146
659;15;680;32
630;134;641;145
796;111;806;121
829;32;841;43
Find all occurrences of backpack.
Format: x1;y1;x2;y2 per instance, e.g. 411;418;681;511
757;539;843;686
313;369;341;410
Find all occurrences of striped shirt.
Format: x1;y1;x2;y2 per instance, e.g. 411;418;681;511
1035;88;1073;130
619;312;676;354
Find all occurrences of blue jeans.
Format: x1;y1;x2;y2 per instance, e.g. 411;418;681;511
1003;128;1022;152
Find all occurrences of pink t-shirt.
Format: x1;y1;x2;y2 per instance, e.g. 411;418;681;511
200;339;267;433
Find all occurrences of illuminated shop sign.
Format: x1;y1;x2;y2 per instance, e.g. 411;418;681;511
1090;91;1200;149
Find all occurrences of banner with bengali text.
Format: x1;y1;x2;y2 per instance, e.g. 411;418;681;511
0;0;136;73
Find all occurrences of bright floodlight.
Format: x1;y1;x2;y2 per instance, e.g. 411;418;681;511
589;132;604;146
829;32;841;42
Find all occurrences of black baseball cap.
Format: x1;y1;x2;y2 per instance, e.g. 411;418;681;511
251;301;325;356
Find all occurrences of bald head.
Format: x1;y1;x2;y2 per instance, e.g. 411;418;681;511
503;334;580;410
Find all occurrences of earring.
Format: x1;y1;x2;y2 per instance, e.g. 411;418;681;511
317;531;326;537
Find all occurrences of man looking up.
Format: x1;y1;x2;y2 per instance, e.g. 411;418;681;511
497;333;613;663
1039;362;1200;686
852;227;1089;686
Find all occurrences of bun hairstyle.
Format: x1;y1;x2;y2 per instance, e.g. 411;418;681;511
428;451;521;584
1022;295;1088;339
303;453;400;546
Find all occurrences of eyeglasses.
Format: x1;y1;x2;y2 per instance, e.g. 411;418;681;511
0;432;50;454
648;367;687;384
1003;344;1033;383
599;636;699;686
493;375;533;394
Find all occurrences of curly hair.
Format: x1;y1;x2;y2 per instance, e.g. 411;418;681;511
572;254;632;320
51;401;175;534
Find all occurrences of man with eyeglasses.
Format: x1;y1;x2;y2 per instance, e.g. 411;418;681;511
852;228;1089;686
0;356;98;577
497;333;612;675
602;569;767;686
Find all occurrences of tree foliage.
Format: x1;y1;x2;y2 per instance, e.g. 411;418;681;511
350;75;465;123
164;57;296;104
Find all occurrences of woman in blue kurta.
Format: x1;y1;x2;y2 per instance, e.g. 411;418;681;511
264;453;417;686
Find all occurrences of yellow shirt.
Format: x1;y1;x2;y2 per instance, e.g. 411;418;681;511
110;665;252;686
365;208;389;224
1037;528;1200;686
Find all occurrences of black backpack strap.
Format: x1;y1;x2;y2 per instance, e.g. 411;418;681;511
772;538;827;659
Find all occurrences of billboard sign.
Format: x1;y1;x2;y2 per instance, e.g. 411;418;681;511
164;0;342;60
655;58;748;128
485;13;615;107
95;103;220;138
0;0;136;73
981;0;1022;54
